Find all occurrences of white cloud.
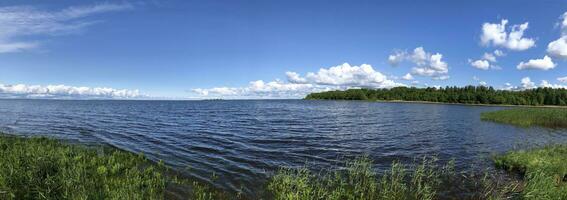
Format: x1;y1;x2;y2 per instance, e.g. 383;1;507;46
558;76;567;83
285;72;307;84
480;19;535;51
191;63;406;99
432;75;450;80
540;80;567;89
546;12;567;59
479;81;487;86
0;83;141;99
501;82;514;90
469;59;490;70
192;80;320;99
516;56;556;70
502;77;567;91
493;50;505;57
402;73;414;80
520;77;536;89
482;52;497;62
299;63;404;88
388;47;449;79
547;36;567;58
0;3;131;53
470;49;505;70
388;51;406;66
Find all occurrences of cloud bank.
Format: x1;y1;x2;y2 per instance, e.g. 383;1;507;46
0;3;132;53
191;63;405;99
0;83;141;99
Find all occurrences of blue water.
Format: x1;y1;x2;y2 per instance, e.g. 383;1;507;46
0;99;566;197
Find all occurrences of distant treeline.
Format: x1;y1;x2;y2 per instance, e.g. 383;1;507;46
305;86;567;106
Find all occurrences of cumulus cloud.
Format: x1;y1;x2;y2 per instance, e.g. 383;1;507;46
388;51;406;66
297;63;404;87
0;83;141;99
482;53;496;62
520;77;536;89
516;56;556;70
387;47;449;80
402;73;414;80
501;77;567;91
0;3;132;53
469;59;490;70
480;19;535;51
191;63;406;99
479;81;487;86
546;13;567;59
540;80;567;89
469;50;505;70
285;72;307;84
192;80;319;98
558;76;567;83
547;36;567;58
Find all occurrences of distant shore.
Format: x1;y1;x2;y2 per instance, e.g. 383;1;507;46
306;98;567;109
367;99;567;109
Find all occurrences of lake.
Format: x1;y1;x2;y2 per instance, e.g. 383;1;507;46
0;99;566;197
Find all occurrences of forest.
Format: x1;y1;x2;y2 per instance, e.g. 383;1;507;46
305;86;567;106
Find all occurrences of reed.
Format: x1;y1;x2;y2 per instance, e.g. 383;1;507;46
494;145;567;199
481;108;567;128
0;134;227;200
268;157;516;200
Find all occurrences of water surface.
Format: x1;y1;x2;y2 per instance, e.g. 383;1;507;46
0;99;566;197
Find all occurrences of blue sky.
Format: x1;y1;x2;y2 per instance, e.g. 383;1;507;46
1;0;567;99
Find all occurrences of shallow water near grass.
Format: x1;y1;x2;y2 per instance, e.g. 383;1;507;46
0;99;566;198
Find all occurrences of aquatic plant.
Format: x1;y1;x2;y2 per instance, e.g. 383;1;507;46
494;144;567;199
3;133;564;200
268;157;516;200
481;108;567;128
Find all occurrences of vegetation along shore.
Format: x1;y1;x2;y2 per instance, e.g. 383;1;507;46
305;86;567;107
1;106;567;199
481;108;567;128
0;134;227;200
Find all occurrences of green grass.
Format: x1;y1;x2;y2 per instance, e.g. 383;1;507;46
494;145;567;199
3;133;565;199
0;134;227;200
268;157;517;200
481;108;567;128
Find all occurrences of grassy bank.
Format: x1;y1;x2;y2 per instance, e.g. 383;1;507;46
268;157;519;200
481;108;567;128
0;134;225;200
2;133;565;199
494;145;567;199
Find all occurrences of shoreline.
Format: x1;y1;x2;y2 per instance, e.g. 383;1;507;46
308;99;567;109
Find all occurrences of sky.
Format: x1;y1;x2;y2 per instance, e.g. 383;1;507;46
1;0;567;99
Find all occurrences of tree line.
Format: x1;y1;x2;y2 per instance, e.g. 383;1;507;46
305;86;567;106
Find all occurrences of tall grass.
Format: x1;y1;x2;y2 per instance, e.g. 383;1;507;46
494;145;567;199
0;134;228;200
268;157;516;200
481;108;567;128
3;133;563;199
